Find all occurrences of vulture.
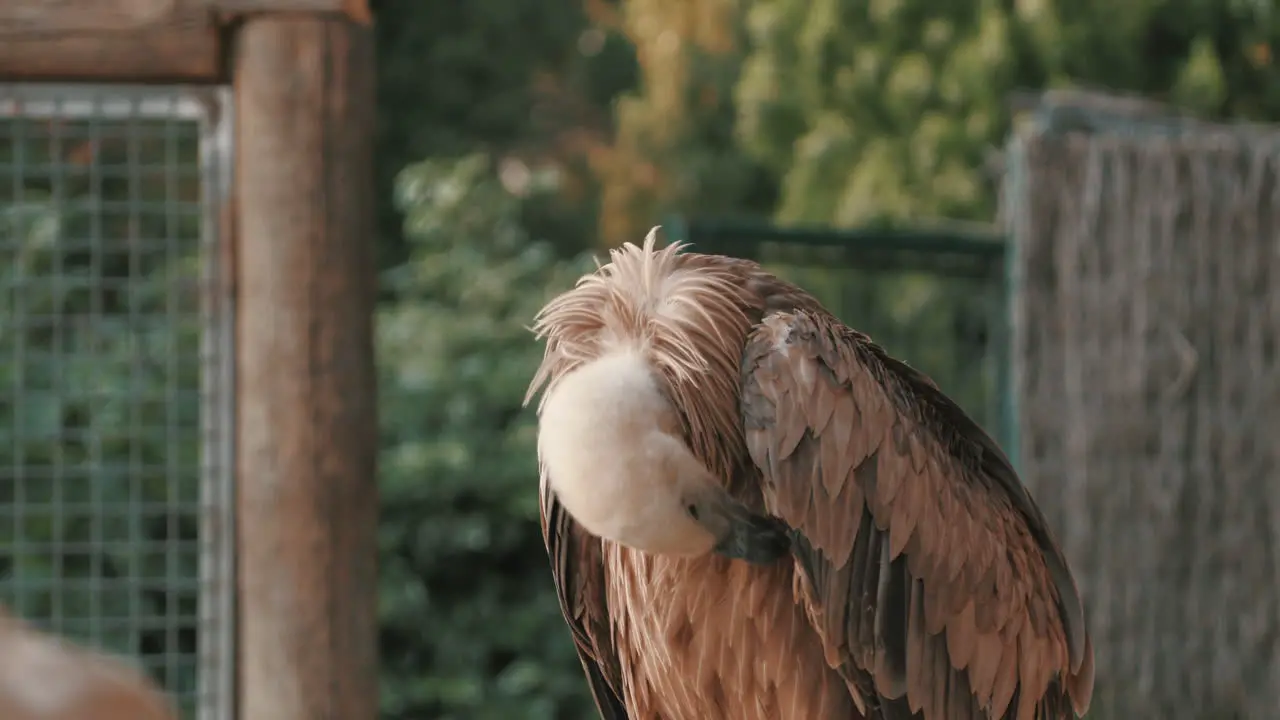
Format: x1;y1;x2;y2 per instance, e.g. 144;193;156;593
524;229;1094;720
0;605;176;720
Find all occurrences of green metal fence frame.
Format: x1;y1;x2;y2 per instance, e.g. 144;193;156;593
665;215;1019;467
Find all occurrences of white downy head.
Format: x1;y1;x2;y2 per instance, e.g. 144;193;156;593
537;351;788;563
526;227;791;564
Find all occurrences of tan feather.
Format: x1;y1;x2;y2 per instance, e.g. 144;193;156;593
776;387;807;460
888;463;920;559
968;630;1003;707
828;392;859;479
930;634;950;718
946;600;978;671
990;625;1021;718
1066;633;1096;715
905;579;929;714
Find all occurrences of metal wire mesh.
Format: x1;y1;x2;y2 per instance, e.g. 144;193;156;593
0;85;233;720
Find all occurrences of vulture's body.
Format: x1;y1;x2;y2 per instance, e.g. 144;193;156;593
525;231;1094;720
0;607;176;720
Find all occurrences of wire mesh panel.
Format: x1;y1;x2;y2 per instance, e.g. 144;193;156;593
0;85;234;719
678;220;1010;446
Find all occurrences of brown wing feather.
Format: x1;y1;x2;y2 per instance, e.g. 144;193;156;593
740;309;1094;720
540;478;629;719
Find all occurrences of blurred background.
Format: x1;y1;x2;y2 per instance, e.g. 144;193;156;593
2;0;1279;719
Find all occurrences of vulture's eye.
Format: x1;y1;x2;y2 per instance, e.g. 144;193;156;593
686;504;700;520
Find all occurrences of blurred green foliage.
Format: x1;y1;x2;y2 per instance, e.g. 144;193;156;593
376;154;596;719
734;0;1280;226
593;0;777;246
372;0;631;269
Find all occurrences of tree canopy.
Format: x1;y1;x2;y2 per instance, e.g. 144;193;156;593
734;0;1279;227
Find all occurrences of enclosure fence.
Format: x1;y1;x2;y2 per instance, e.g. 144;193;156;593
0;84;235;720
0;6;379;720
1004;93;1280;719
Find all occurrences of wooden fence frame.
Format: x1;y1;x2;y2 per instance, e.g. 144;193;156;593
1;3;381;719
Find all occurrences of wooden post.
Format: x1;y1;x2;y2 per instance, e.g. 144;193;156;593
233;16;378;720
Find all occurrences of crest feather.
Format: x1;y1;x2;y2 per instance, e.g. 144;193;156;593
524;227;754;478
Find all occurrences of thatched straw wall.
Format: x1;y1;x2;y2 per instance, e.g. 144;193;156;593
1003;94;1280;719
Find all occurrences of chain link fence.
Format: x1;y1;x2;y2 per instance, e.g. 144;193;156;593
0;84;234;720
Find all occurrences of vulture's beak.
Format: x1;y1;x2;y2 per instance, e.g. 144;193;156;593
712;509;793;565
688;487;792;565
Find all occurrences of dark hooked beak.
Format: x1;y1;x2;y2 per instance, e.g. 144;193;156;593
709;502;793;566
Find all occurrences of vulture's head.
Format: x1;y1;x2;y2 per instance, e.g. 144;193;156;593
534;349;791;564
525;229;792;565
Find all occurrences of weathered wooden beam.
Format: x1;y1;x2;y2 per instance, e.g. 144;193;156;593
0;0;370;35
0;34;221;83
0;0;184;34
234;15;378;720
0;0;371;82
0;3;221;82
213;0;371;22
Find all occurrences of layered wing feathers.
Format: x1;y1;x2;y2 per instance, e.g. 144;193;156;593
741;309;1094;720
